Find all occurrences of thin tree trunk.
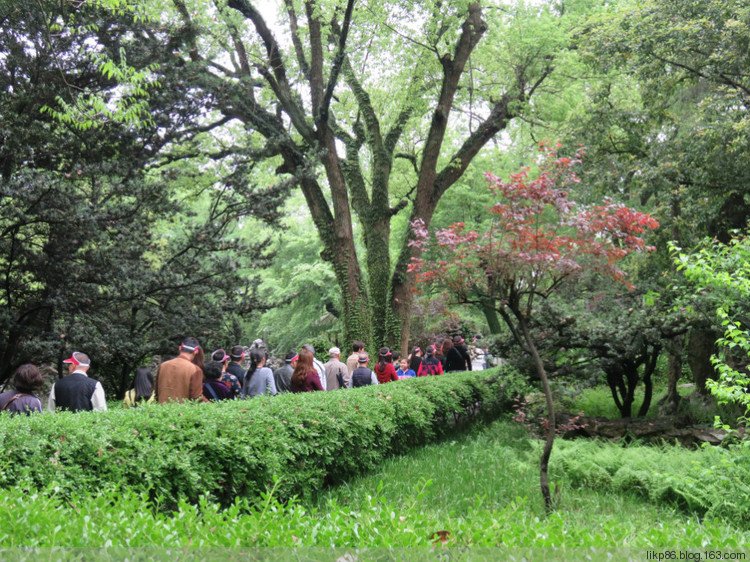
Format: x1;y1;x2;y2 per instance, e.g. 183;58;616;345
659;335;684;415
518;314;555;511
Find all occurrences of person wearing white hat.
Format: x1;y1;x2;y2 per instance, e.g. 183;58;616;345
324;347;348;390
48;351;107;412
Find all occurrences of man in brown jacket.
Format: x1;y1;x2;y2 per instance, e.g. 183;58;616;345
156;337;208;403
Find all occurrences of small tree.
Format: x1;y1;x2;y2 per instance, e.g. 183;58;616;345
672;234;750;426
409;143;659;510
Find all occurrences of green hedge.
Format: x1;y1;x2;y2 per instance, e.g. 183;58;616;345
0;368;525;507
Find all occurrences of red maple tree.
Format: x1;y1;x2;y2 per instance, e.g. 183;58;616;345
408;142;659;510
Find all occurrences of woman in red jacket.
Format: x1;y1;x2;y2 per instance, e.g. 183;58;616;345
374;347;399;384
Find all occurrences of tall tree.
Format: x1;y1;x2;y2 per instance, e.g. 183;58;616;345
155;0;567;350
0;0;281;394
559;0;750;402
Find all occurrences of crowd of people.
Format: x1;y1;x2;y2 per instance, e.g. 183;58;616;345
0;334;487;416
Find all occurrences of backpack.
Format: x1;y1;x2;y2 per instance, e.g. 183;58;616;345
419;357;442;376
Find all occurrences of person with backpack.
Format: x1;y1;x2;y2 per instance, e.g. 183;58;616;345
202;361;233;401
350;353;378;387
211;349;240;398
417;345;444;377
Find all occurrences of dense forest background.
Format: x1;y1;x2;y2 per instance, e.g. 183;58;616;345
2;0;749;406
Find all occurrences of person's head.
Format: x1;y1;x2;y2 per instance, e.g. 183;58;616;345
211;349;230;372
133;366;154;400
358;352;369;366
328;346;341;360
13;364;43;393
247;349;265;379
391;351;400;364
399;358;409;372
425;345;436;357
441;338;454;354
179;337;201;363
291;348;314;387
377;347;391;370
284;351;297;366
63;351;90;374
453;335;464;346
412;346;422;357
301;343;315;357
229;345;245;363
203;361;223;381
352;341;365;353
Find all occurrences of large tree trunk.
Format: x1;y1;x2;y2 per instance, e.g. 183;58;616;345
687;327;718;396
481;304;503;335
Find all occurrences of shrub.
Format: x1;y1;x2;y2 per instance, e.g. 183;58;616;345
0;367;525;508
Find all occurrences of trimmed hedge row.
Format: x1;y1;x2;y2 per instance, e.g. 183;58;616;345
0;367;525;507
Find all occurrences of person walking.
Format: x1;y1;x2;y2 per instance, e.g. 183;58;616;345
301;344;327;390
408;346;423;374
346;341;365;375
123;366;155;408
202;361;233;401
0;364;44;416
227;345;247;387
156;337;208;403
444;337;470;372
374;347;398;384
396;358;416;379
211;349;240;398
48;351;107;412
324;347;348;390
291;348;323;393
274;352;296;393
417;345;444;377
350;353;378;387
241;349;278;398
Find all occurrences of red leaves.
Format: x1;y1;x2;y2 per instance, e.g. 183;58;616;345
409;143;659;299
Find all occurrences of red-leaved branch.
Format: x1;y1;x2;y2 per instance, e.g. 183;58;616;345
408;143;659;301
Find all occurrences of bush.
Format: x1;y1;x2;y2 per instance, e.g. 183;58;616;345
0;367;525;508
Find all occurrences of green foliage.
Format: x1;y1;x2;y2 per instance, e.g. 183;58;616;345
554;439;750;525
1;419;747;548
672;235;750;420
0;0;288;393
0;369;524;508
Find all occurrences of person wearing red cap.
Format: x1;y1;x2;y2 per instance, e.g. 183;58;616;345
375;347;399;384
156;337;208;404
48;351;107;412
